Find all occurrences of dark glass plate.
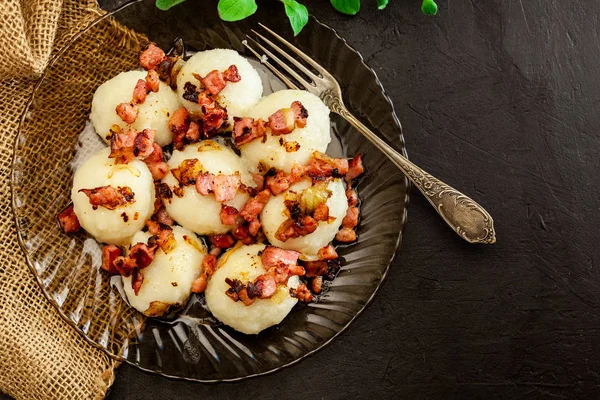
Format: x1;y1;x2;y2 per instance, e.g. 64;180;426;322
12;0;409;381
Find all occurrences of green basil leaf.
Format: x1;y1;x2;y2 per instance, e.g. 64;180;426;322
377;0;388;10
421;0;438;15
156;0;186;11
282;0;309;36
330;0;360;16
218;0;258;22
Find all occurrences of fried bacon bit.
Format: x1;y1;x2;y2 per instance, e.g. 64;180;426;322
213;174;241;202
252;173;265;191
336;227;357;242
248;274;277;299
232;117;268;146
186;121;201;143
313;203;330;222
305;151;349;179
132;79;149;104
225;278;243;302
291;101;308;128
209;234;236;249
191;274;207;293
248;218;262;236
317;244;338;260
201;102;228;136
156;181;173;202
115;102;138;124
265;164;305;195
232;224;251;242
113;255;137;277
145;70;160;92
202;254;218;277
101;245;122;274
109;128;156;164
222;65;241;82
169;107;190;135
182;82;200;103
139;43;166;71
156;207;174;226
290;283;313;303
156;228;177;253
201;70;227;96
346;186;358;207
57;205;80;233
220;204;239;226
172;159;203;186
209;247;222;257
129;242;157;268
240;189;271;221
311;276;323;294
261;246;301;271
304;260;329;278
79;186;135;210
132;268;144;295
275;215;319;242
133;129;156;159
195;172;215;195
346;154;364;181
342;206;359;229
144;143;168;180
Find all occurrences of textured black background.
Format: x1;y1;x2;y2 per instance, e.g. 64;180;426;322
13;0;600;398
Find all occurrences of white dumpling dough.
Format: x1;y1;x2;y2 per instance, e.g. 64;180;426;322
205;244;299;335
261;178;348;260
71;147;155;246
176;49;262;126
122;227;207;316
240;90;331;173
162;141;255;235
91;70;181;146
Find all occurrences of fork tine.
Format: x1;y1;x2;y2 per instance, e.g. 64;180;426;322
245;36;313;90
243;40;299;90
250;29;319;81
258;23;331;77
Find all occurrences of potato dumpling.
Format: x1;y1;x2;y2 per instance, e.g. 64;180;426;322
122;227;207;316
176;49;263;125
261;178;348;260
71;147;155;246
240;90;331;173
205;244;299;334
162;140;255;235
91;70;180;146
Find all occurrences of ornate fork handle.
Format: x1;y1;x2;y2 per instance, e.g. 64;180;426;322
324;93;496;244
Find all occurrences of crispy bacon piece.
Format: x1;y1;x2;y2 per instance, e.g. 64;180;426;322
305;152;349;179
169;107;190;135
172;159;203;186
290;283;313;303
201;102;228;136
313;203;330;222
145;219;161;235
336;227;357;242
317;244;338;260
291;101;308;128
57;205;80;233
202;254;218;277
213;174;241;202
145;70;160;92
232;224;250;241
209;234;235;249
185;121;201;143
116;102;138;124
191;274;208;293
220;204;239;226
240;190;271;221
265;164;305;195
346;186;358;207
155;228;176;253
133;129;156;159
132;79;149;104
346;154;364;181
209;247;222;257
79;186;135;210
268;108;296;135
195;172;215;195
248;218;261;236
202;70;227;96
232;117;268;146
249;274;277;299
129;242;157;269
251;173;265;191
222;65;241;82
101;245;121;274
109;128;156;164
342;206;359;229
132;268;144;295
144;143;168;180
311;276;323;294
156;207;174;226
304;260;329;278
261;246;301;270
182;81;200;103
139;43;166;71
113;256;137;277
275;215;318;242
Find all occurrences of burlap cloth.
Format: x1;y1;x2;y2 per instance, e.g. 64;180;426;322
0;1;123;399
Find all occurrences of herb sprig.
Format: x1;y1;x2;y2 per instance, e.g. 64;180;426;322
156;0;438;35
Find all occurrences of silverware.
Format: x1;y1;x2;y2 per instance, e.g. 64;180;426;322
244;24;496;245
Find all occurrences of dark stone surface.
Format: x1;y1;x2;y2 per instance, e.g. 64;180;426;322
78;0;600;398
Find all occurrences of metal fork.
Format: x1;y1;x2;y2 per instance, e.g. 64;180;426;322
244;24;496;245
